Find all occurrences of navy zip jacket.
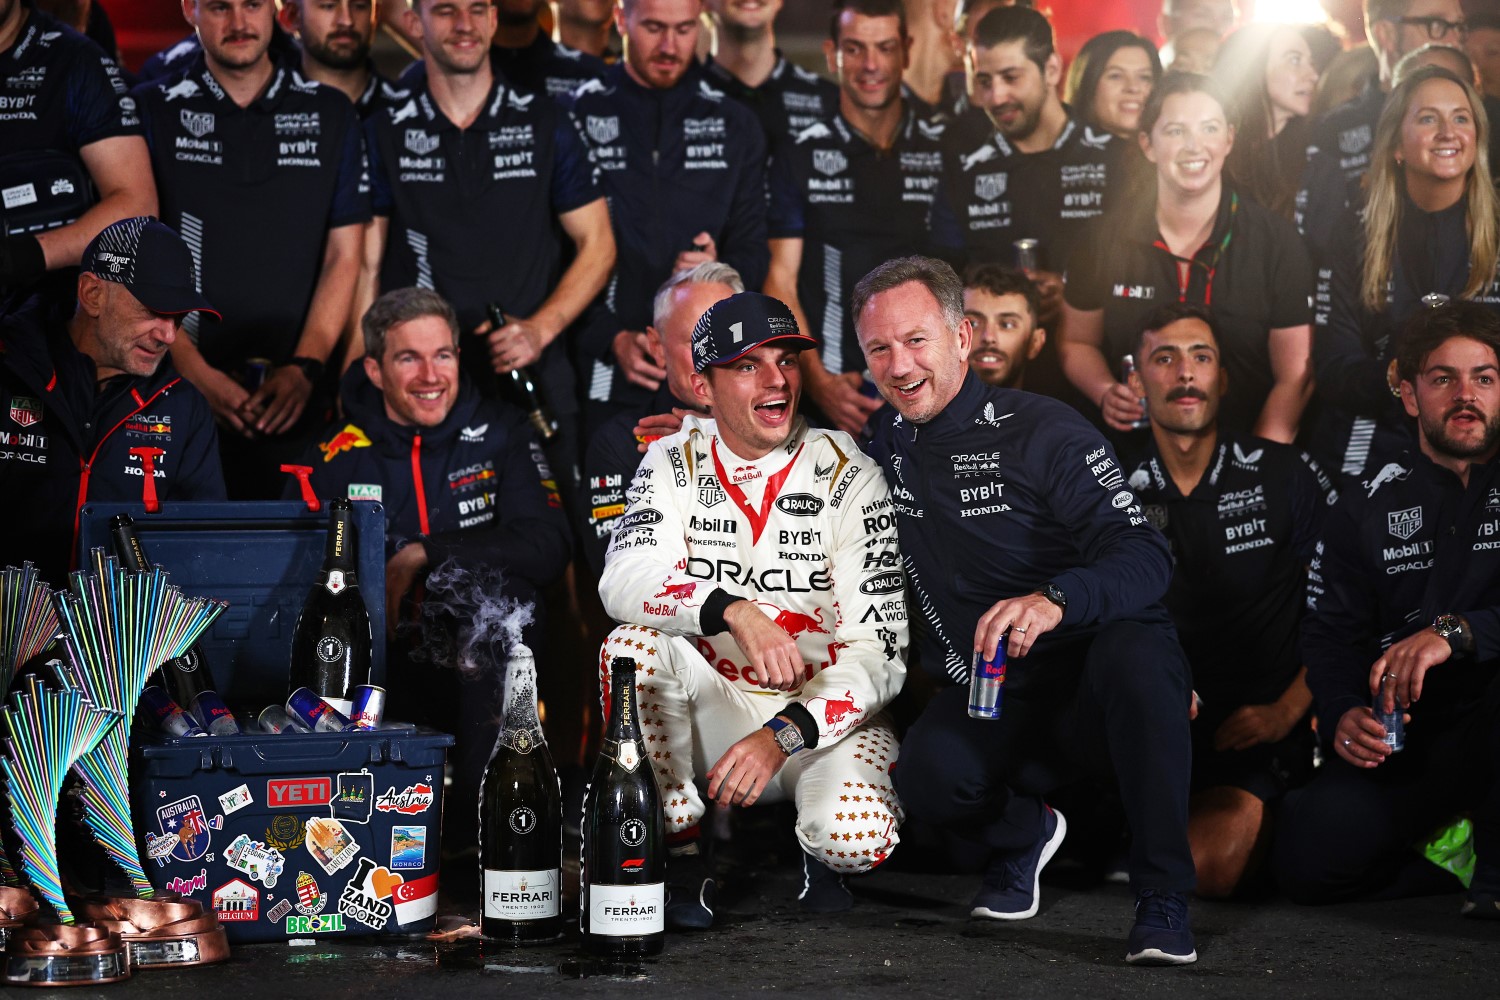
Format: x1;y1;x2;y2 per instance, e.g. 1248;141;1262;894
1;298;224;585
868;374;1175;689
293;365;571;587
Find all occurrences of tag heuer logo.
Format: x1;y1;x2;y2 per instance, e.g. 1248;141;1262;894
974;172;1006;202
697;475;726;508
180;109;214;137
9;396;41;428
812;149;847;176
1338;125;1370;155
347;484;382;502
586;115;619;145
404;129;439;155
1387;506;1422;541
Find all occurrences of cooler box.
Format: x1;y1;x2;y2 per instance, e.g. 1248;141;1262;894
74;502;456;942
132;728;453;942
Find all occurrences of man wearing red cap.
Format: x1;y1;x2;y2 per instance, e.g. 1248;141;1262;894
0;216;225;584
598;291;908;929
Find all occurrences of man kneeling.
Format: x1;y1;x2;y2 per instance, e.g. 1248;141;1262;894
598;292;909;928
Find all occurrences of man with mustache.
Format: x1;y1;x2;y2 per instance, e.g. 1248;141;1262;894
964;263;1043;389
564;0;769;432
279;0;406;117
1122;303;1334;898
1276;301;1500;918
931;5;1121;405
133;0;371;498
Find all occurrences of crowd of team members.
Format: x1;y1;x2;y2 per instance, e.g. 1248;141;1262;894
4;0;1500;967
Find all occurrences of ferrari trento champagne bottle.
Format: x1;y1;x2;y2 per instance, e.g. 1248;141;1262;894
581;656;665;957
479;643;563;943
485;302;557;441
110;514;240;735
288;498;372;714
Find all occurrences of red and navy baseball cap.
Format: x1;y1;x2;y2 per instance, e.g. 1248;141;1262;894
80;217;220;319
691;291;817;372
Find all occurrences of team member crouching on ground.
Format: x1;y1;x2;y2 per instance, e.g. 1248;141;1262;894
597;292;908;927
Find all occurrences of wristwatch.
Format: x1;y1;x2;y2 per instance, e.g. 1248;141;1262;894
1433;614;1472;654
1037;583;1067;611
286;356;326;384
764;717;805;756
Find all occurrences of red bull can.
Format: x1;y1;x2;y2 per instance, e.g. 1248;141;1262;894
286;687;352;733
968;645;1007;720
190;690;242;736
258;704;310;734
348;684;386;731
141;686;207;738
241;357;273;390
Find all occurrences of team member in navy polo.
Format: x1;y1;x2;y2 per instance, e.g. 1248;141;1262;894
133;0;370;498
1;217;224;585
702;0;839;154
1123;303;1332;898
492;0;606;101
0;0;156;295
1276;302;1500;917
360;0;614;497
278;0;406;117
765;0;943;438
930;6;1120;405
579;261;737;574
855;255;1197;966
565;0;769;428
297;286;571;848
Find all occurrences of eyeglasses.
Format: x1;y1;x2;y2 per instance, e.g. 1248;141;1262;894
1390;15;1468;40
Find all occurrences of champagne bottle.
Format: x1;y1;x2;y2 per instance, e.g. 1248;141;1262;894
581;656;665;957
479;643;563;944
485;302;557;442
109;513;240;735
288;498;372;715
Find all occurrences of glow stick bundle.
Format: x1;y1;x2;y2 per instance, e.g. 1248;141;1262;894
0;563;62;889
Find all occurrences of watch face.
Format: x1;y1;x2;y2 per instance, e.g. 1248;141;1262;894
775;726;802;754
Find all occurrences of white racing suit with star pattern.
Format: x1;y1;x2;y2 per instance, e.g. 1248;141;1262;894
599;414;908;873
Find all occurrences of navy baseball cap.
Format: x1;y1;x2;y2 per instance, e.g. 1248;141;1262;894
691;291;816;372
80;217;220;319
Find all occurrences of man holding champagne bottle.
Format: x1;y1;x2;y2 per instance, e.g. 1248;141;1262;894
598;292;908;928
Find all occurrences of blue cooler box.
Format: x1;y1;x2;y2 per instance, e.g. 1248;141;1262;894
132;728;453;943
76;502;457;942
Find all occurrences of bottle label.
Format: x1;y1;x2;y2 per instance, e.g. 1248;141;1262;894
617;740;641;772
316;636;345;663
325;570;346;594
587;882;663;936
498;727;543;755
483;868;560;921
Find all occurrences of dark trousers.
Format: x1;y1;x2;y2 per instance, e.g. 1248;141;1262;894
894;620;1196;892
1273;673;1500;904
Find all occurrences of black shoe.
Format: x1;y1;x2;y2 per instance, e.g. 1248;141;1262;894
666;847;716;930
798;852;853;913
971;806;1066;920
1125;888;1197;966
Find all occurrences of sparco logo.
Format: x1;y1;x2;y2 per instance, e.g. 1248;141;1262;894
776;493;823;516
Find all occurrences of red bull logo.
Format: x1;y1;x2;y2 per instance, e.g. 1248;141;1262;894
318;424;372;463
820;690;858;728
771;606;829;638
653;580;698;601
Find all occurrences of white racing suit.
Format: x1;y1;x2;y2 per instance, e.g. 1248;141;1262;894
598;415;908;873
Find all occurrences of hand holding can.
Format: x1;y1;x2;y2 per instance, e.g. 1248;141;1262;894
968;644;1007;720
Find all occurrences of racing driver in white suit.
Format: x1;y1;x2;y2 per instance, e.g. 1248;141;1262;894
598;291;908;928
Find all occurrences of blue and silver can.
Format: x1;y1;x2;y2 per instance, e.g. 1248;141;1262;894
348;684;386;731
968;644;1007;720
141;686;206;738
189;690;241;736
287;686;352;733
258;704;310;734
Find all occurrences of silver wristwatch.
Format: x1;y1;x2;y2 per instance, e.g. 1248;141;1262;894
1432;614;1471;654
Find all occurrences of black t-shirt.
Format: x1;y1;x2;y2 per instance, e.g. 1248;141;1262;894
703;52;838;153
932;111;1122;276
354;66;407;120
365;69;602;412
134;56;371;371
1065;187;1314;433
1125;431;1333;716
768;106;943;376
2;8;139;232
494;33;606;103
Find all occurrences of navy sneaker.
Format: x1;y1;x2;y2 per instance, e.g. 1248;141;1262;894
1461;887;1500;920
799;852;854;913
665;847;716;930
1126;888;1197;965
971;806;1067;920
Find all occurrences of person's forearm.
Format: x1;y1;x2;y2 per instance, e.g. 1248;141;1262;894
532;218;616;346
1058;339;1118;408
293;235;361;362
35;184;158;270
1254;370;1314;444
169;334;217;380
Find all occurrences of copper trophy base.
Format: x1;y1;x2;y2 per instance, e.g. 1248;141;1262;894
0;885;42;949
76;894;230;969
3;923;131;986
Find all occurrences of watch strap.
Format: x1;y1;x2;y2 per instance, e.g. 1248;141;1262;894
288;356;326;383
764;717;804;755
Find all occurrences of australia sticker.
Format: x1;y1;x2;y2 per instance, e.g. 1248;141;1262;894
157;795;210;862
